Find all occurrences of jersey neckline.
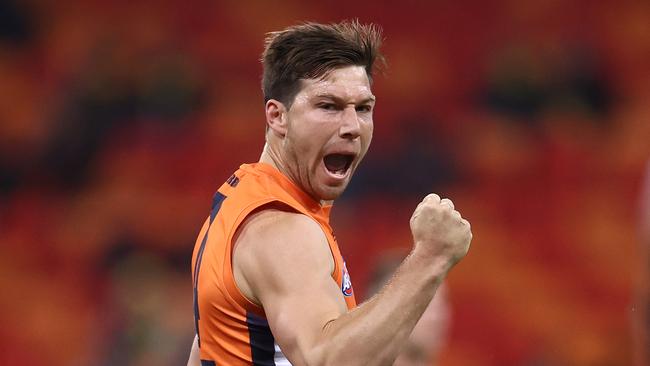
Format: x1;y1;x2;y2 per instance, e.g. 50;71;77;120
239;162;333;223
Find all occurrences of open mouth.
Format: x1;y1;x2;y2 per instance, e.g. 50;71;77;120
323;153;354;176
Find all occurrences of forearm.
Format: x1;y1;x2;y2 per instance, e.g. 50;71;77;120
252;195;470;366
311;250;449;366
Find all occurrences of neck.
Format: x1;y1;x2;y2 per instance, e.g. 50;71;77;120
258;142;282;171
258;143;332;206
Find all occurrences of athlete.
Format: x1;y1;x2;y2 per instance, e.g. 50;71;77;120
187;20;472;366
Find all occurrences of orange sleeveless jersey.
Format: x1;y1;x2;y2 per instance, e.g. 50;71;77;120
191;163;356;365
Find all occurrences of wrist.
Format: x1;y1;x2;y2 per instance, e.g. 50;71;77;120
408;246;452;283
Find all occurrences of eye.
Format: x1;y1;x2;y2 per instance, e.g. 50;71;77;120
318;103;337;111
355;104;373;113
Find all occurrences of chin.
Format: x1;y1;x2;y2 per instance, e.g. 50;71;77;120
315;185;347;202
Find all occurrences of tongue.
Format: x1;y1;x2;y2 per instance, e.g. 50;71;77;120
324;154;348;173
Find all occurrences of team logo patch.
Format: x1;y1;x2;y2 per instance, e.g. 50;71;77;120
341;261;353;297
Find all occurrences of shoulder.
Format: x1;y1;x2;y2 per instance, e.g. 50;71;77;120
233;204;335;304
236;204;328;251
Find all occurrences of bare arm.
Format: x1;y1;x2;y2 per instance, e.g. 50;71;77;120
234;195;471;366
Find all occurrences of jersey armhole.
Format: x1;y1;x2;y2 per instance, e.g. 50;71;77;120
222;199;339;317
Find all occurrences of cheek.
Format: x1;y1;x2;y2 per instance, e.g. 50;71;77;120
298;122;333;148
362;121;374;147
286;124;323;158
355;123;373;163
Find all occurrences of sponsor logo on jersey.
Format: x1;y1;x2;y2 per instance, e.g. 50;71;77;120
341;261;353;297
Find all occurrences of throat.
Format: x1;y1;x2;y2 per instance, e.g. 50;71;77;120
324;154;352;174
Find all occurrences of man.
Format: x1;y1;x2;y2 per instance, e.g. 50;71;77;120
188;20;472;366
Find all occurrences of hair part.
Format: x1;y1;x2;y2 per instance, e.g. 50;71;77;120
261;19;385;108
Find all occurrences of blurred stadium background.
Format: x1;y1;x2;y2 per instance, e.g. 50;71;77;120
1;0;649;365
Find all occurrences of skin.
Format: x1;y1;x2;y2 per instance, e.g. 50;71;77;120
262;65;376;204
188;65;472;366
393;283;450;366
367;257;450;366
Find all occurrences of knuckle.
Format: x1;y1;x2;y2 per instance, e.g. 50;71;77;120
425;193;441;202
424;201;437;211
441;198;455;208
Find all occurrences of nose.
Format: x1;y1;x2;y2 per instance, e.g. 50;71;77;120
339;106;361;140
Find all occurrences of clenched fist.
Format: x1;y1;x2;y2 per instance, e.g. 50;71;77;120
410;194;472;269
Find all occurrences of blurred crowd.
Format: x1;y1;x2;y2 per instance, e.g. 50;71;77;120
0;1;649;365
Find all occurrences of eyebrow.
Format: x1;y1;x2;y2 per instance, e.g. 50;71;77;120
314;93;376;104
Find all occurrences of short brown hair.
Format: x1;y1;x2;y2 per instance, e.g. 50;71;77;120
261;20;384;107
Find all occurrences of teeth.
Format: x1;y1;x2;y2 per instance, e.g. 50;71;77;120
326;167;347;176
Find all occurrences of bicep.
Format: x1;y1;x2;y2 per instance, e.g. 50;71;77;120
261;264;348;364
234;210;347;365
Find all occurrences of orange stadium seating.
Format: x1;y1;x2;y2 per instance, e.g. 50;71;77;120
0;1;648;365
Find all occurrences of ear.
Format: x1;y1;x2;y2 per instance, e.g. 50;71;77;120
265;99;288;137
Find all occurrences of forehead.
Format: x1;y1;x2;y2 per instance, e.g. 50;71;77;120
297;65;374;101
